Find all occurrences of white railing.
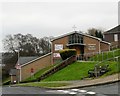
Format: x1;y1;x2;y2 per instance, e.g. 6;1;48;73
77;49;120;61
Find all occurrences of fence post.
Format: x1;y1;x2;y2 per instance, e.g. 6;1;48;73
107;51;108;60
113;50;115;59
102;52;103;61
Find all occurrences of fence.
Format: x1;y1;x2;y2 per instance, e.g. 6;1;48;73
77;49;120;61
38;55;76;81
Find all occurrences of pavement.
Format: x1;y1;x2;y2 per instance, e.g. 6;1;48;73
46;73;120;89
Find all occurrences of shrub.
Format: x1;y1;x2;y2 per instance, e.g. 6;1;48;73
59;49;76;60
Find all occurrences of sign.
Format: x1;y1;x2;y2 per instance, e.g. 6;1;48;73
88;44;96;50
55;44;63;51
53;53;61;58
15;64;21;69
31;68;34;73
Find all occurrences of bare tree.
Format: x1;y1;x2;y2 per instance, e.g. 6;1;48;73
3;33;52;56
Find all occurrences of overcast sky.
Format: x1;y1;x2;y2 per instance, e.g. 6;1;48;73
0;0;119;52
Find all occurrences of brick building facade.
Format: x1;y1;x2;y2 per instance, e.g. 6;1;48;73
12;31;110;82
104;25;120;48
51;31;110;63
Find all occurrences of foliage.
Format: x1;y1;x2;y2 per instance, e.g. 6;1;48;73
88;28;104;40
59;49;76;60
3;79;11;85
23;64;58;82
2;52;18;80
3;34;52;56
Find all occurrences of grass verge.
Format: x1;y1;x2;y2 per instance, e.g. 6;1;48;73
17;82;70;88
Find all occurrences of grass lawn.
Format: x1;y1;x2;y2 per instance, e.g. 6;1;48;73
17;82;70;88
42;61;119;81
23;49;120;83
89;49;120;61
24;62;62;82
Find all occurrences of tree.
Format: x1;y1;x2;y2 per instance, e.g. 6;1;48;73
88;28;104;40
3;33;52;56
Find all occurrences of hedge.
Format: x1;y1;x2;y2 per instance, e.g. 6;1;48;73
59;49;76;60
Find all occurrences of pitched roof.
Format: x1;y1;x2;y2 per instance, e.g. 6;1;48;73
18;56;39;65
104;25;120;34
9;69;17;76
19;53;52;67
51;31;101;42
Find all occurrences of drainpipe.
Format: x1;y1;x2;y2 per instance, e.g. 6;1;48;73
99;41;101;53
51;43;53;65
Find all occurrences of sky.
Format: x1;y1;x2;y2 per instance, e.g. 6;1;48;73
0;0;119;52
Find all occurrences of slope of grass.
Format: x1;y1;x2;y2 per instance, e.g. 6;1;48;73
89;49;120;61
42;61;119;81
24;62;62;82
42;61;96;81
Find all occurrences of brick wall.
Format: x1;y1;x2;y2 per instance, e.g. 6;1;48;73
51;36;69;64
100;42;110;52
84;36;100;54
20;53;52;81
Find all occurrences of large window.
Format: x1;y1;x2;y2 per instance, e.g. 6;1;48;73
69;33;83;44
114;34;118;41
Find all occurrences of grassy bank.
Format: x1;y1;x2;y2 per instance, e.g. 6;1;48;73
89;49;120;61
42;61;119;81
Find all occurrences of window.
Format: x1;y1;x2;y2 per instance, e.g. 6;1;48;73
114;34;118;41
69;33;83;44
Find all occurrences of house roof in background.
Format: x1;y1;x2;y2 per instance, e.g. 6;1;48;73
9;68;17;76
104;25;120;34
18;56;39;65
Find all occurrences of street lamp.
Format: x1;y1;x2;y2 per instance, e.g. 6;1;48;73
15;49;21;83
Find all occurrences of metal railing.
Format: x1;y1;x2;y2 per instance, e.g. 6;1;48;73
77;49;120;61
38;55;76;81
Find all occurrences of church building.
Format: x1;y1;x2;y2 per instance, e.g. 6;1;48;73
51;31;110;63
11;31;111;82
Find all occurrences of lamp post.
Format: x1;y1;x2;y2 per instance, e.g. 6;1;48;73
15;48;21;83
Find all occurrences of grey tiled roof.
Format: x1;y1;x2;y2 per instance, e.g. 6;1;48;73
105;25;120;33
18;56;39;65
9;69;17;76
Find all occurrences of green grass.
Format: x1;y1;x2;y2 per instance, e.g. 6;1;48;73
42;61;96;81
23;49;120;82
42;61;119;81
25;61;63;82
89;49;120;61
17;82;70;88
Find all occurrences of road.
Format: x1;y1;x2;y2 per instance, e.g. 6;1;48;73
2;81;120;96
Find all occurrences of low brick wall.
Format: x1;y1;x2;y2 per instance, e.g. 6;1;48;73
20;53;52;81
38;55;77;81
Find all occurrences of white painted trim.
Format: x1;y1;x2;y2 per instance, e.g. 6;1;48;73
51;31;101;42
99;41;101;53
88;44;96;45
100;40;111;45
21;52;52;67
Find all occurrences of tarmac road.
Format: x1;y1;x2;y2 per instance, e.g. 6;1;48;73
2;81;120;96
